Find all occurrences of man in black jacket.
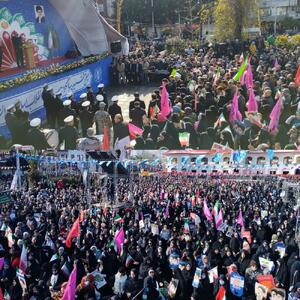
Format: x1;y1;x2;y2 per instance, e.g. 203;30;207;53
129;93;146;111
59;115;78;150
27;118;49;150
109;96;122;125
79;101;93;137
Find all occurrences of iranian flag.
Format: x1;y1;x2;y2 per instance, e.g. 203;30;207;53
19;244;28;273
179;132;190;147
190;212;200;226
114;214;124;223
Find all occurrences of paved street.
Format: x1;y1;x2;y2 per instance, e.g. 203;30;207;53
106;85;158;122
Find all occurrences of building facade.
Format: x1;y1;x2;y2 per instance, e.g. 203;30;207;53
259;0;300;21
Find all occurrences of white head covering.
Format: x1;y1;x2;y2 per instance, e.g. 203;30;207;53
98;83;104;88
112;96;119;102
96;95;104;102
30;118;41;127
64;115;74;123
80;93;87;99
82;101;90;107
63;100;71;106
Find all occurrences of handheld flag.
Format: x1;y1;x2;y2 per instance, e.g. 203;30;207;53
160;82;172;117
114;214;124;223
114;227;125;253
203;201;213;222
295;64;300;87
233;55;248;81
102;126;110;151
268;98;282;135
245;60;253;89
19;244;28;273
236;210;244;228
128;123;143;140
247;89;258;113
61;264;77;300
229;91;242;125
215;209;223;231
66;218;80;248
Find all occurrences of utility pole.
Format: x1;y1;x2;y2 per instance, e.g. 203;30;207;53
151;0;155;37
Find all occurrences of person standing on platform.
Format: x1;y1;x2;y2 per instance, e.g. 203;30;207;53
86;85;96;111
96;84;108;109
11;33;24;68
78;93;87;112
79;101;93;137
59;116;78;150
5;104;19;145
94;98;112;135
27;118;49;150
113;114;129;145
54;92;63;128
14;101;29;145
108;96;122;125
42;85;51;125
47;88;57;128
60;99;77;126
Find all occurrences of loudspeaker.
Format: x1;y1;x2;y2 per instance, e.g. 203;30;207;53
111;41;122;54
283;171;289;175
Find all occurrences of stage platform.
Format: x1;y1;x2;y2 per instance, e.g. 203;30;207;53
0;55;112;137
0;56;78;83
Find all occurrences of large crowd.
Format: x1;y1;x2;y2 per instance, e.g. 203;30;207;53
3;39;300;151
0;172;299;299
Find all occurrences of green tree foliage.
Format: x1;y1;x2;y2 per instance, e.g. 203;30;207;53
214;0;260;41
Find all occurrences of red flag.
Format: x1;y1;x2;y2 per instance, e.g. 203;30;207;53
229;91;242;125
102;126;110;151
295;64;300;87
128;123;143;139
66;218;80;248
245;59;253;89
0;286;3;300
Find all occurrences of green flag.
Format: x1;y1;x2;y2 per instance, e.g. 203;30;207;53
233;55;248;81
171;68;177;77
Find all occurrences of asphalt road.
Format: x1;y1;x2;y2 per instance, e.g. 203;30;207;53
106;84;158;122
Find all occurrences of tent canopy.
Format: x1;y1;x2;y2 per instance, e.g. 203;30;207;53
49;0;128;56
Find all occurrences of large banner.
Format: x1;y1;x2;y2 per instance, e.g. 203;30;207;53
0;56;112;136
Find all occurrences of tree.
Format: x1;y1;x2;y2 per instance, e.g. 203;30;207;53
214;0;260;41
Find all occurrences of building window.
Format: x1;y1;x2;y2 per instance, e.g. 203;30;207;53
271;157;279;166
283;156;293;165
202;157;208;165
246;157;253;165
257;157;266;166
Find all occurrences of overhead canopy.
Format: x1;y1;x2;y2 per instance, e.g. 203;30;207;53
49;0;128;56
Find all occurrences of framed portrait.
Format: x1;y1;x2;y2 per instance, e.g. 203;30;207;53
34;5;45;23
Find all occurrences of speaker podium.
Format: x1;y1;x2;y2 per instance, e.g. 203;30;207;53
23;41;36;69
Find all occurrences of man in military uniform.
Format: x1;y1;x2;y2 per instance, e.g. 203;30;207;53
66;92;78;113
129;92;146;111
60;99;77;126
47;88;59;128
86;85;96;111
27;118;49;150
14;100;30;145
78;93;87;113
42;84;51;125
96;83;108;108
129;101;146;129
79;101;93;137
108;96;122;125
59;116;79;150
5;104;19;145
94;97;112;135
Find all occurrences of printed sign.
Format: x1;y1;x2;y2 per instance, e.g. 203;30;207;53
230;272;244;297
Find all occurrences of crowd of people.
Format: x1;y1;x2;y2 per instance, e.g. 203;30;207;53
3;38;300;151
0;171;299;299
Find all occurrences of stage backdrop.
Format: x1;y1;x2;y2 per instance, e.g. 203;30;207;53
0;56;112;137
0;0;74;70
